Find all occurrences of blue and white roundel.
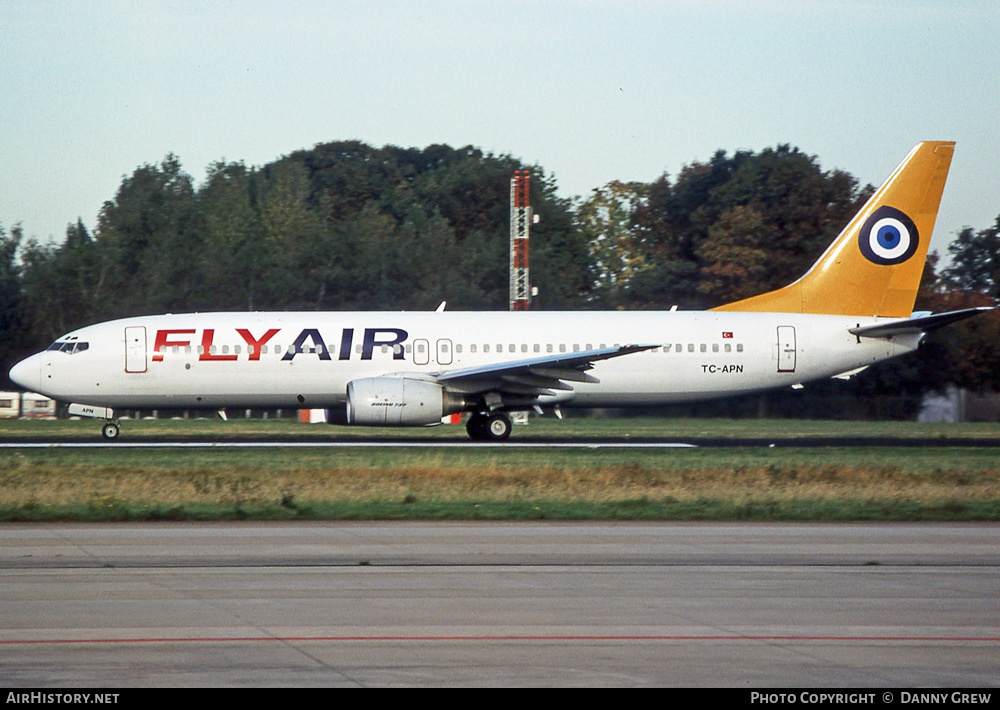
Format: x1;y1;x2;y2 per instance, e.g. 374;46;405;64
858;206;919;266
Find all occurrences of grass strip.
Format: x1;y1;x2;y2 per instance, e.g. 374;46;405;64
3;458;999;522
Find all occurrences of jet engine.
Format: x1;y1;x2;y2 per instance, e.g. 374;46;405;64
328;377;465;427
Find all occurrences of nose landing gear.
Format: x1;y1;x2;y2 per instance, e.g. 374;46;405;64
67;404;120;441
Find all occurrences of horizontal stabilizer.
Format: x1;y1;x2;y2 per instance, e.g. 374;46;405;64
848;307;992;338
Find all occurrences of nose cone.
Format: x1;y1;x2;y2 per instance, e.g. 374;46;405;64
9;354;43;393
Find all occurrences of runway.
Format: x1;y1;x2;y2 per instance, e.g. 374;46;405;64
1;522;998;687
3;435;1000;448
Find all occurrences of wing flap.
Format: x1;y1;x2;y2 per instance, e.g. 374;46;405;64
434;344;657;399
502;374;575;391
527;367;600;383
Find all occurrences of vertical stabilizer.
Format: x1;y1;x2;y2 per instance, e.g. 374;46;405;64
713;141;954;317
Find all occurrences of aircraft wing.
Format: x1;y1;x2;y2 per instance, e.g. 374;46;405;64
433;344;658;397
849;307;992;338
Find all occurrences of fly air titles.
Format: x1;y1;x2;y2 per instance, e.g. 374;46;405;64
152;327;410;362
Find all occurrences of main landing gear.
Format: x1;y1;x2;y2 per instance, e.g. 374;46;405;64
465;412;512;441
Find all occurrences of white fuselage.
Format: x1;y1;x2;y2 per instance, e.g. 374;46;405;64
11;310;919;412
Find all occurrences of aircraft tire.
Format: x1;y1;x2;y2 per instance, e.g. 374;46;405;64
484;413;512;441
466;413;488;440
101;422;120;440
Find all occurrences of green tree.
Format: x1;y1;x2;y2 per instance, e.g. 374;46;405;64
193;161;267;310
940;216;1000;302
0;224;27;386
280;141;589;310
256;159;328;310
94;154;197;316
19;220;100;343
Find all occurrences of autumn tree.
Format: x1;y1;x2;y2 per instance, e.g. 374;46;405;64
576;181;648;304
620;145;871;309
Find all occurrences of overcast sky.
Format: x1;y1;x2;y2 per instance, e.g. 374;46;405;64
3;0;998;258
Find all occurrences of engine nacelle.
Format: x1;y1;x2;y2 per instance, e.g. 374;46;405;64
339;377;462;427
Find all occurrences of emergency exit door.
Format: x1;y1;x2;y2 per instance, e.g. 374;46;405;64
125;326;147;373
413;338;430;366
776;326;796;373
436;339;453;365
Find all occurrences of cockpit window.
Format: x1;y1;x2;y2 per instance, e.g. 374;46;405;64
47;341;89;354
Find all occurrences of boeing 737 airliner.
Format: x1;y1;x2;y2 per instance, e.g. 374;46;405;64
8;141;989;440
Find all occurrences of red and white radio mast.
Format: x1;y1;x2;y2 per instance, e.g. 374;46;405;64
510;170;531;311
